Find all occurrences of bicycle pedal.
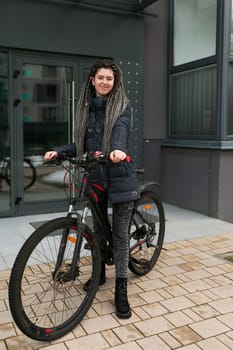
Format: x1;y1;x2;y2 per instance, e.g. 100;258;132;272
105;247;114;265
84;242;91;250
140;259;151;269
105;257;114;265
147;243;157;248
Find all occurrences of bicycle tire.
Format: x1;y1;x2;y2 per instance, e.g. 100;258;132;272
129;190;165;276
5;158;36;190
9;217;101;341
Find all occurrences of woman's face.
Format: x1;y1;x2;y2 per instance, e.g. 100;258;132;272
92;68;115;97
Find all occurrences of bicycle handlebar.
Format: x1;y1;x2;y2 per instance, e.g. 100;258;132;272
43;151;131;168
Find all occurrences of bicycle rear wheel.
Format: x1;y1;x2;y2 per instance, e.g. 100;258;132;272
9;217;101;341
129;190;165;275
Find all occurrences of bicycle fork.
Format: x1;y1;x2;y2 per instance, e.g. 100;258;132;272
53;217;87;283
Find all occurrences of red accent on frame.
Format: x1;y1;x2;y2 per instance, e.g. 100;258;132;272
91;191;99;203
92;183;106;192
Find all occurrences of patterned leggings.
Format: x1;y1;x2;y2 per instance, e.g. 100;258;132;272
92;191;133;279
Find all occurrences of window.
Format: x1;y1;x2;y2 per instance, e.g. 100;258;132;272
174;0;217;66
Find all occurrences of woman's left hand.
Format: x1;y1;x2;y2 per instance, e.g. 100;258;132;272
109;150;126;163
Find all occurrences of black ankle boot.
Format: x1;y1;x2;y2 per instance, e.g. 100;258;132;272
115;278;131;319
83;261;106;291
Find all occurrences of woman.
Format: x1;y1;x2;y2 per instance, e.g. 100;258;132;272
44;60;139;319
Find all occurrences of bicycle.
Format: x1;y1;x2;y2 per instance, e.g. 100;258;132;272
0;156;36;190
8;151;165;341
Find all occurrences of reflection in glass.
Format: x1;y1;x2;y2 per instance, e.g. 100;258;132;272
22;64;71;155
174;0;217;66
0;52;8;77
0;52;10;214
22;63;72;203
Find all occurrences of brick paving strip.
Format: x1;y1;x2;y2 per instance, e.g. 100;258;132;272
1;233;233;349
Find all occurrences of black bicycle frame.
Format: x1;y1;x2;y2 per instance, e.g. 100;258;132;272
52;157;160;280
53;165;114;279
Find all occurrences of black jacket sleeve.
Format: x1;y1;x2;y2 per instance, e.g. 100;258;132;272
110;104;131;154
53;143;77;157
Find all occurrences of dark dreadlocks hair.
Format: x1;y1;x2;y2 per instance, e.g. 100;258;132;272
74;59;128;158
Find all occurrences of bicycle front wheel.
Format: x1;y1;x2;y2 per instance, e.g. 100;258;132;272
9;217;101;341
129;191;165;275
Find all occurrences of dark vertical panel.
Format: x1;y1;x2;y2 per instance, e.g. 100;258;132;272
116;59;143;167
170;65;217;138
162;147;210;215
0;52;9;153
143;0;168;140
227;63;233;135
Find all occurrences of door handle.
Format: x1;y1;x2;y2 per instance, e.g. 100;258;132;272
14;99;21;107
71;80;75;143
15;197;22;205
67;81;76;143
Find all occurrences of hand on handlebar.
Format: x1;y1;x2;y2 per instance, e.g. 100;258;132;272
109;150;127;163
44;151;58;161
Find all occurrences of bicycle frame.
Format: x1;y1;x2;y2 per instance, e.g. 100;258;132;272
66;160;113;247
49;154;162;281
53;158;114;280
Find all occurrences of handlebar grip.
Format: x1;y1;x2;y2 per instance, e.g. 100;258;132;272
93;151;131;163
93;151;103;158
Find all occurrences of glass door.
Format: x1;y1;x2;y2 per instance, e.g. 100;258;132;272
13;54;79;215
0;52;10;216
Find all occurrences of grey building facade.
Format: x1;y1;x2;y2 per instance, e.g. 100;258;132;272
162;0;233;223
1;0;233;224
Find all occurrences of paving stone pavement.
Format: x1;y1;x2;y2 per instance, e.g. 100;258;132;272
1;231;233;349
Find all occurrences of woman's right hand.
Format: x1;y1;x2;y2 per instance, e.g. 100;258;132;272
44;151;58;161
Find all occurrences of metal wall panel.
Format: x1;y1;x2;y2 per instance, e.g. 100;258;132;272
116;59;144;166
35;0;158;13
0;1;144;59
227;63;233;135
170;65;217;138
162;147;211;215
218;151;233;222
